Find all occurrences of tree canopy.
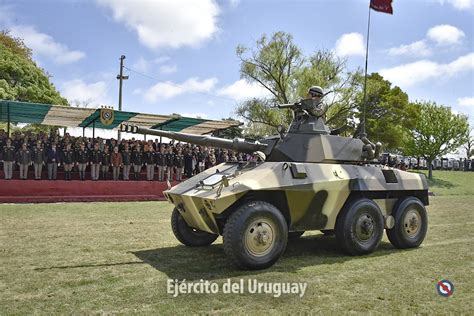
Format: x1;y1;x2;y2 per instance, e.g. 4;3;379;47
0;31;67;105
403;101;469;178
235;32;360;137
354;73;420;151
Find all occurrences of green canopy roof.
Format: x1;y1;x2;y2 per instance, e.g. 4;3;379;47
0;100;240;134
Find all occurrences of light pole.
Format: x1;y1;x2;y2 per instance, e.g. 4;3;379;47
117;55;129;140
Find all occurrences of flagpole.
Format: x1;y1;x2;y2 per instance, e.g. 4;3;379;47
362;3;372;137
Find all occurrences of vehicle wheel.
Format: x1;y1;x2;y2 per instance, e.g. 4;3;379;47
386;197;428;249
288;231;305;240
171;208;218;247
335;198;384;255
320;229;334;236
223;201;288;270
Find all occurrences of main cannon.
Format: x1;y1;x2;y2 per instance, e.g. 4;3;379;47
119;123;268;154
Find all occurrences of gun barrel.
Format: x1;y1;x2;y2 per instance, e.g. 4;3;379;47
277;103;298;109
120;124;267;153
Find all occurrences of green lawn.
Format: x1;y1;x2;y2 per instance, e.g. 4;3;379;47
1;171;473;314
415;170;474;196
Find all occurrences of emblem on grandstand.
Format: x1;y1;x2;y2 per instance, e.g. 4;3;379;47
100;106;115;126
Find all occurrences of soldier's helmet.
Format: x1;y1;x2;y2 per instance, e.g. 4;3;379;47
308;86;324;97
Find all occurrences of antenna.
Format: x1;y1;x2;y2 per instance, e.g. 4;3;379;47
361;4;372;138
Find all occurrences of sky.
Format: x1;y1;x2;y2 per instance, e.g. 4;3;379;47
0;0;473;128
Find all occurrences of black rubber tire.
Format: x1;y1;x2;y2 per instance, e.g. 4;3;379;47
171;208;218;247
335;198;384;255
320;229;335;236
288;231;305;240
386;197;428;249
223;201;288;270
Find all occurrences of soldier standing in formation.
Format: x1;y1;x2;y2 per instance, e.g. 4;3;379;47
101;145;111;180
121;143;131;180
32;141;46;180
75;142;89;181
89;143;102;181
156;145;166;181
17;142;32;180
144;145;155;181
1;138;15;180
165;146;176;181
174;148;184;181
197;147;205;173
47;143;61;180
184;147;193;179
131;144;143;180
62;143;75;180
111;146;122;181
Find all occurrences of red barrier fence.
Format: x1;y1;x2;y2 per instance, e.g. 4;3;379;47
0;179;174;203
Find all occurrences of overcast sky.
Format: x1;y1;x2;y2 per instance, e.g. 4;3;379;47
1;0;473;125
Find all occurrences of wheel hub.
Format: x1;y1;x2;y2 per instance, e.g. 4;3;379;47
355;214;375;241
245;219;276;257
404;209;421;237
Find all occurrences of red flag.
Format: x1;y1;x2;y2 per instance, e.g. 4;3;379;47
370;0;393;14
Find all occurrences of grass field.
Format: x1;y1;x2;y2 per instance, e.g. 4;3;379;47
1;171;473;314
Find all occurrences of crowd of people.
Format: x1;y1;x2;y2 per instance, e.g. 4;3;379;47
0;129;250;181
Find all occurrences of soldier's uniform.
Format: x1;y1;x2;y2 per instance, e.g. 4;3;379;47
197;150;205;173
61;147;75;180
155;149;166;181
17;146;32;180
121;149;132;180
174;152;184;181
89;149;102;180
165;150;176;181
46;147;61;180
75;147;89;180
32;145;46;180
305;86;327;119
111;150;122;181
144;149;155;181
131;148;143;180
101;150;111;180
1;144;15;180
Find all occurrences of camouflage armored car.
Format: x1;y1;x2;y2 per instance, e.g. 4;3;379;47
120;99;429;270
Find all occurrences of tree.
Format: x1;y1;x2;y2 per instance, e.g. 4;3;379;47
404;101;469;179
354;73;420;151
235;32;360;137
462;128;473;159
0;30;67;105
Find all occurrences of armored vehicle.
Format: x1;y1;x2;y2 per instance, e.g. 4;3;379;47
120;99;429;270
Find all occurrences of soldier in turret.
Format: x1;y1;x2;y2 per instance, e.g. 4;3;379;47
75;142;89;181
61;143;75;180
305;86;326;119
17;142;32;180
32;141;46;180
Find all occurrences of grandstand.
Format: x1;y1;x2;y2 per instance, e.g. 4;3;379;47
0;100;242;203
